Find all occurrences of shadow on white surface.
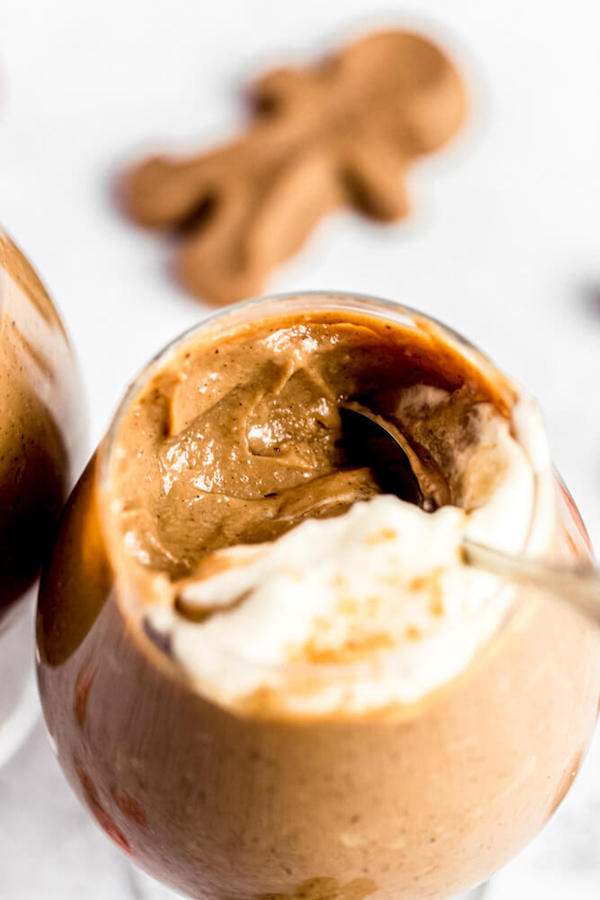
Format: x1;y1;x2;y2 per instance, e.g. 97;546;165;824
0;723;149;899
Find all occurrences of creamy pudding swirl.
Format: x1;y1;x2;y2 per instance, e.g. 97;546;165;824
109;309;550;715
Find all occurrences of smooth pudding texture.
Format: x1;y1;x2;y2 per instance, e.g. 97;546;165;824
38;297;600;900
110;308;544;715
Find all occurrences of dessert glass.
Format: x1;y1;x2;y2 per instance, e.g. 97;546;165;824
0;231;84;767
37;293;600;900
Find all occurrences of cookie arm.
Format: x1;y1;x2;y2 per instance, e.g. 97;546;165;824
121;145;243;229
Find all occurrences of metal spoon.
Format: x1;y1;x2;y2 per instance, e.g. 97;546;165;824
339;401;600;625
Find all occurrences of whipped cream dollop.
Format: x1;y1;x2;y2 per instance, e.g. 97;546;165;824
145;393;551;716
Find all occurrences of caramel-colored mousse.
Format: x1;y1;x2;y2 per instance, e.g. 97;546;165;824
0;233;82;624
37;301;600;900
111;311;515;582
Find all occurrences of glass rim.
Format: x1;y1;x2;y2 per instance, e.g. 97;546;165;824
95;289;551;690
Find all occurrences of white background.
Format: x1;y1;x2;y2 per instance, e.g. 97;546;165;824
1;0;600;897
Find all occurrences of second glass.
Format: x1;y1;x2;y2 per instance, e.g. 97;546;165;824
1;231;84;766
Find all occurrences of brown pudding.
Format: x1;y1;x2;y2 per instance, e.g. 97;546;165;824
111;309;515;582
37;295;600;899
0;233;82;623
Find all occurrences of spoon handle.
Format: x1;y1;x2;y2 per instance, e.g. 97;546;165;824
462;539;600;625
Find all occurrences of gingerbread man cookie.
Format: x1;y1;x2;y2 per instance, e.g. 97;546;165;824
122;30;466;305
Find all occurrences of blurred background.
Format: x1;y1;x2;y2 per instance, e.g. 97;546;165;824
1;0;600;897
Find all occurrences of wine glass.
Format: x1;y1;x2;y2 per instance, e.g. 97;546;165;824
0;230;84;766
37;293;599;899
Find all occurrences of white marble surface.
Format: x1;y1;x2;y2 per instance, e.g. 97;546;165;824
1;0;600;897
